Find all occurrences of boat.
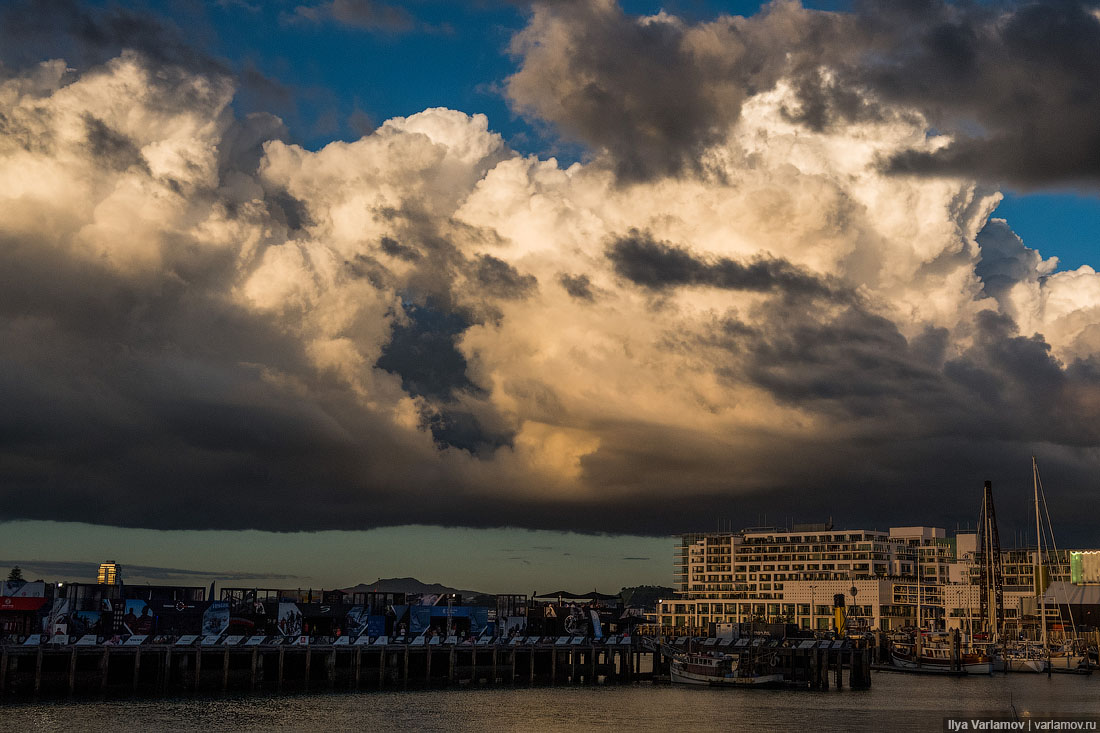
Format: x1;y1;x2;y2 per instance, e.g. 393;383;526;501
889;546;993;675
1029;459;1088;674
890;639;993;675
993;646;1048;674
669;650;785;687
1048;644;1087;674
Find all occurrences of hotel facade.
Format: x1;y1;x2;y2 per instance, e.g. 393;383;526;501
658;524;1100;634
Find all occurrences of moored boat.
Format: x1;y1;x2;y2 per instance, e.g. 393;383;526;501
890;641;993;675
670;651;785;687
993;647;1048;674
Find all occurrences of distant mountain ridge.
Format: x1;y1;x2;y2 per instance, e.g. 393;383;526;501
342;577;486;598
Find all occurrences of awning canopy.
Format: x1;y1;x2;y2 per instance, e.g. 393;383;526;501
533;591;620;602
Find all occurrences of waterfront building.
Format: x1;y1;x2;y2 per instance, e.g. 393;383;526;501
661;523;1100;637
659;524;953;631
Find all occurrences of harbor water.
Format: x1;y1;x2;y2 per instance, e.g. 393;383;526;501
3;672;1097;731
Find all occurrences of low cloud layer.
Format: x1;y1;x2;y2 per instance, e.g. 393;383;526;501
2;2;1100;539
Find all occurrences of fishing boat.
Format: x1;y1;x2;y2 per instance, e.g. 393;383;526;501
669;651;785;687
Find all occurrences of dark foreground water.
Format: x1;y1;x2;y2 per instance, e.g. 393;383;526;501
3;673;1097;731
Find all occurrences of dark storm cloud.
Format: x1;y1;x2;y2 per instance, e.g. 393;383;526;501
377;303;477;401
701;293;1099;446
506;1;853;180
607;230;842;299
474;254;538;299
81;115;148;172
0;0;226;77
0;0;297;153
508;0;1100;188
558;272;595;301
852;0;1100;186
557;302;1100;541
380;236;422;262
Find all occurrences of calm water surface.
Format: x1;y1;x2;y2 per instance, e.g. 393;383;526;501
3;673;1098;731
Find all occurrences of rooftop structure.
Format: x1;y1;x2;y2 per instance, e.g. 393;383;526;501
97;561;121;585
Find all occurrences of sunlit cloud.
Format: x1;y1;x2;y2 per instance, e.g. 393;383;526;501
1;1;1100;540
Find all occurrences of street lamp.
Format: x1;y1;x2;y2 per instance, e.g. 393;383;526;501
447;593;455;637
809;585;817;633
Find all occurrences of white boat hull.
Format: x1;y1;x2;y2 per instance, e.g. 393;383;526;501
1049;655;1085;672
670;665;784;687
994;656;1048;673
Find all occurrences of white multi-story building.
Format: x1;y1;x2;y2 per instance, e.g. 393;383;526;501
660;524;1100;636
659;524;954;631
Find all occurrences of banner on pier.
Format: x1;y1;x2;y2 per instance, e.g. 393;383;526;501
277;602;302;636
344;605;367;637
367;615;386;636
123;600;155;635
202;601;230;637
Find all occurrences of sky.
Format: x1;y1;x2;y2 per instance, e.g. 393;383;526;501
2;0;1100;593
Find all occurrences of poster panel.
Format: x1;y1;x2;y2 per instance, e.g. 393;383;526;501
70;610;104;638
201;601;230;637
344;605;367;637
277;602;302;636
366;615;386;636
409;606;432;634
43;598;70;638
123;599;155;635
470;608;489;634
3;581;46;597
589;609;603;639
502;616;527;636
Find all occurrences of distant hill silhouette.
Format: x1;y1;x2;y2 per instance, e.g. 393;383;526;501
342;577;486;599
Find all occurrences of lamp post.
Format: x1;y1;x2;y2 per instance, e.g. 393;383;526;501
849;585;859;635
809;585;817;633
447;593;455;637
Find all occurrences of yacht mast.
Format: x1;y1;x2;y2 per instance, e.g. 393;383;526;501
977;480;1004;640
916;547;923;664
1033;456;1046;648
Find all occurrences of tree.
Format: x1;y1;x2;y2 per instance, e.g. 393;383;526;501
7;566;24;582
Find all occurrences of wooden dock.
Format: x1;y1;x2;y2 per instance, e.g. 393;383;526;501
0;637;650;699
0;636;871;700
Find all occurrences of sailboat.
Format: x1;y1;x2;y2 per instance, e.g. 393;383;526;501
1000;458;1087;674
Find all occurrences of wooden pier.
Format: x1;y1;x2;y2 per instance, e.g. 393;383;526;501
0;636;870;700
0;637;653;699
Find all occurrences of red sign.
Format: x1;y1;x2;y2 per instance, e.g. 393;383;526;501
0;597;48;612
